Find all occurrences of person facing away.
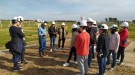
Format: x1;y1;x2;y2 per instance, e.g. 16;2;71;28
74;20;90;75
38;22;48;57
58;22;68;50
63;24;78;66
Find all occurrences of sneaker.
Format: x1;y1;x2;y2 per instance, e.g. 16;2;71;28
50;49;52;52
110;68;114;71
72;61;77;64
116;59;120;62
63;63;69;66
103;73;106;75
13;67;22;72
120;62;124;65
21;61;28;65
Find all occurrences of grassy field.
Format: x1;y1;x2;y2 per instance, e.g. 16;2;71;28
0;20;135;49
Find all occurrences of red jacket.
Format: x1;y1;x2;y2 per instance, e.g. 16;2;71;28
74;32;90;56
119;28;129;48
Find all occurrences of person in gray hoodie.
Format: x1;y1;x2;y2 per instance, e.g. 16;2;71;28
106;24;120;71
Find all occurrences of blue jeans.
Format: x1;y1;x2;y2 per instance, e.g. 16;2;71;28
50;36;56;49
13;54;20;67
106;50;116;68
98;56;106;75
88;44;94;66
39;37;46;53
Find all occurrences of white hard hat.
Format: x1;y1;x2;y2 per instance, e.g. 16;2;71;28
52;21;55;25
13;17;18;19
100;24;108;30
93;20;97;25
87;18;94;23
72;24;78;28
110;24;118;29
61;22;65;26
18;16;24;21
80;20;87;26
121;22;129;27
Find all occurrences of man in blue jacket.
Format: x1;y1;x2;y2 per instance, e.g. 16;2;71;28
38;22;48;57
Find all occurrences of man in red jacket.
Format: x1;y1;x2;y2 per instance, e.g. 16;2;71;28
117;22;129;65
74;20;90;75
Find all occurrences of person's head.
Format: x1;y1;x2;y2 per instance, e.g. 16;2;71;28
92;20;97;27
41;23;47;28
87;18;93;27
72;24;78;32
61;22;65;28
99;24;108;34
120;22;129;29
12;18;20;26
51;21;55;28
110;24;118;34
78;20;87;33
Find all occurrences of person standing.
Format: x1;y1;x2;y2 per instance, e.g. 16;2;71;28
117;22;129;65
9;17;25;71
106;24;120;71
48;21;57;52
38;22;48;57
96;24;109;75
58;22;67;50
86;18;97;67
63;24;78;66
74;20;90;75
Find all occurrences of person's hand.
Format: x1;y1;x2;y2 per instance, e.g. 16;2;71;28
99;54;103;57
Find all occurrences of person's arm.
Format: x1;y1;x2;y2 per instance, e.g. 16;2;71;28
74;35;81;50
38;28;43;36
17;28;25;38
115;34;120;52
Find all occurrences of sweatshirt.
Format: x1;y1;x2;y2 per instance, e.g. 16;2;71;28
74;32;90;56
119;28;129;48
109;32;120;52
70;31;78;48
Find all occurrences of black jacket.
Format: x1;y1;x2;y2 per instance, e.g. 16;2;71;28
9;26;25;54
48;27;57;37
96;33;109;57
86;27;97;44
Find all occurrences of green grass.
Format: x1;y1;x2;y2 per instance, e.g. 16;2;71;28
0;20;135;49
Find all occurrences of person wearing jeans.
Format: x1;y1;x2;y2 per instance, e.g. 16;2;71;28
38;22;47;57
106;24;120;71
74;20;90;75
63;24;78;66
48;21;57;52
117;22;129;65
96;24;109;75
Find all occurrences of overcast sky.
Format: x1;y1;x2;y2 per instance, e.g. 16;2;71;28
0;0;135;21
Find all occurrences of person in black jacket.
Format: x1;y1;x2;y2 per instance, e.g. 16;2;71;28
48;21;57;52
9;18;25;71
96;24;109;75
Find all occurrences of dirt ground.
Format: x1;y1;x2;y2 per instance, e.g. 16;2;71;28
0;40;135;75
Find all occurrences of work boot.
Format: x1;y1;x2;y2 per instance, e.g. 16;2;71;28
39;52;43;57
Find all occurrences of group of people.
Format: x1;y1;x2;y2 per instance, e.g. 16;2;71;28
8;16;129;75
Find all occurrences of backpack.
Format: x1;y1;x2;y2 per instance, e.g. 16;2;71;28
5;41;12;49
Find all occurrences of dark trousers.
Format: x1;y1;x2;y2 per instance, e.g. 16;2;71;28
117;46;125;62
39;37;46;53
98;56;106;75
88;44;94;66
21;47;25;63
67;47;76;63
106;50;116;68
13;54;20;67
50;36;56;49
58;38;65;48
